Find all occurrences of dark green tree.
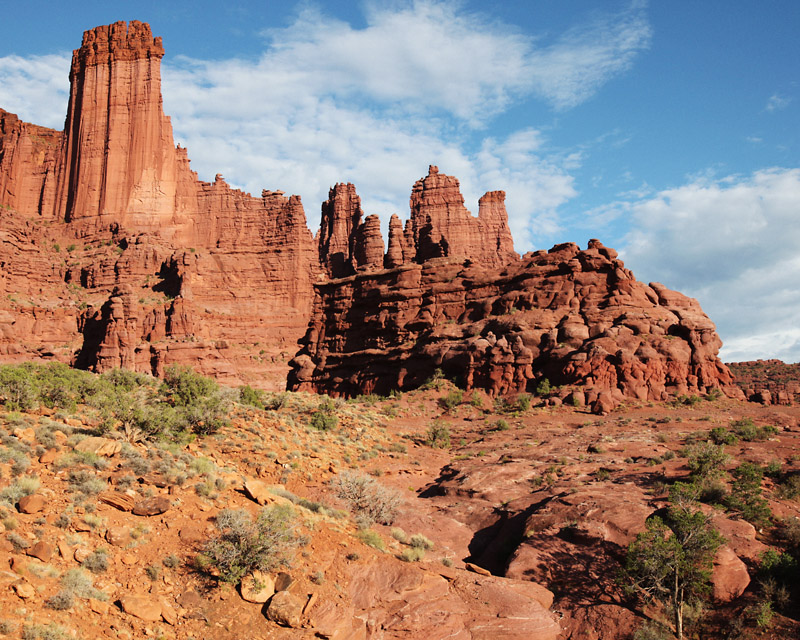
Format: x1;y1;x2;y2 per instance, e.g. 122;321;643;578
625;501;724;639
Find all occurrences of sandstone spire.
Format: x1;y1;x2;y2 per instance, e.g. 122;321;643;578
384;214;409;268
318;182;362;278
55;21;178;229
409;165;517;267
353;214;385;271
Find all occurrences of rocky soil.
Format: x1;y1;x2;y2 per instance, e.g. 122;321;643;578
1;375;799;639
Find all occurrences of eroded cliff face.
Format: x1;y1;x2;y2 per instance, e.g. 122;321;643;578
0;21;318;388
290;188;740;406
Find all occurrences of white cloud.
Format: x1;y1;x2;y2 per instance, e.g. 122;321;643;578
525;2;651;110
0;54;70;127
620;168;800;362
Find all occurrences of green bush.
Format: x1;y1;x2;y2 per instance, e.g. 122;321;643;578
685;443;729;480
535;378;552;396
731;418;777;442
709;427;738;445
425;422;450;449
201;505;297;585
238;385;264;409
726;462;772;527
356;528;385;550
310;398;339;431
440;389;463;411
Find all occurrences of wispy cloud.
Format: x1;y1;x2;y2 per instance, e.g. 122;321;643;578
620;168;800;362
765;93;791;112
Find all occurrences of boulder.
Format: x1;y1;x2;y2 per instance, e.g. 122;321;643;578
265;590;305;628
132;495;171;516
711;546;750;603
17;494;45;514
240;571;275;603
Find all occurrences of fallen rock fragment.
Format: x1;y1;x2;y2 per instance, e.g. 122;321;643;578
119;594;162;621
75;437;122;457
99;492;135;512
13;581;36;599
132;496;171;516
17;494;46;514
240;570;275;603
266;590;305;627
26;541;53;562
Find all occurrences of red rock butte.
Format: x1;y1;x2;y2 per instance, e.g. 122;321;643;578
0;21;740;406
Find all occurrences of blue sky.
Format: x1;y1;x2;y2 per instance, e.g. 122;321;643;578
1;1;798;362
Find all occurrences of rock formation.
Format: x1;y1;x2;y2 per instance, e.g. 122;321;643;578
290;191;740;404
409;166;517;267
0;22;318;387
1;21;738;404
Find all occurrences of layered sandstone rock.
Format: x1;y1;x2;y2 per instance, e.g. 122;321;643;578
409;165;517;267
289;237;740;403
318;182;362;278
0;22;318;387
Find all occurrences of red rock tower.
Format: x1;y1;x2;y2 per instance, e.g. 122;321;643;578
409;165;516;266
55;21;179;230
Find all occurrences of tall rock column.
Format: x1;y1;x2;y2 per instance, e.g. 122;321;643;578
318;182;363;278
55;21;178;230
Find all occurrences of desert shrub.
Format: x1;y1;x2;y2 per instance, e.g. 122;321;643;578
440;389;463;411
705;388;723;401
399;547;425;562
81;548;109;573
685;442;729;480
201;504;297;585
0;476;39;507
356;528;385;550
390;527;408;544
425;422;450;449
21;623;69;640
778;474;800;501
7;532;30;550
535;378;552;396
422;368;446;390
709;427;738;445
45;590;74;610
494;418;510;431
67;469;107;497
409;533;434;550
262;392;287;410
633;621;673;640
162;365;217;406
468;392;484;409
238;385;264;409
330;471;400;527
162;554;181;568
731;418;777;442
310;397;338;431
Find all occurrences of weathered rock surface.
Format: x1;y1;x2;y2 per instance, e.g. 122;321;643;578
290;236;740;403
0;21;318;388
305;558;560;640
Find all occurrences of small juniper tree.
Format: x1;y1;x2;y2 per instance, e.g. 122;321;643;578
625;494;724;639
